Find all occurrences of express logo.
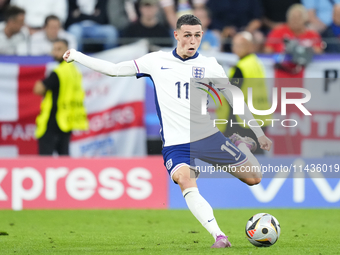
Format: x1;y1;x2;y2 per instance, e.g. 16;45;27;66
196;82;222;106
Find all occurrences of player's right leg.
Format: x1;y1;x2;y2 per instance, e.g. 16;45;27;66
163;144;231;248
171;165;231;248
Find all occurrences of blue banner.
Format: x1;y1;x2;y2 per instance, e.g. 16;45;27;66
169;157;340;208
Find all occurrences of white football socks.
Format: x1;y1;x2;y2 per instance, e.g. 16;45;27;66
183;187;225;240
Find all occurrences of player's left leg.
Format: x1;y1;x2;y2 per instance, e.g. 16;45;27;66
193;132;262;185
228;133;262;185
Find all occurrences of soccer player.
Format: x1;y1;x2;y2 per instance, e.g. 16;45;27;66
63;14;272;249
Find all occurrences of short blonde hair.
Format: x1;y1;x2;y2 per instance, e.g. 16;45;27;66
286;4;308;22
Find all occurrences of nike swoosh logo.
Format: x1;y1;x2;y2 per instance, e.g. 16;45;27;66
161;66;171;70
235;153;241;161
208;218;215;222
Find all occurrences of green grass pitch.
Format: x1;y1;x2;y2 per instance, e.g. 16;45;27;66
0;209;339;254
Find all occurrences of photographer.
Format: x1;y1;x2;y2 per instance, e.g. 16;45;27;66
264;4;323;55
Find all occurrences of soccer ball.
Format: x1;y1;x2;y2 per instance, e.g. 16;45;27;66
245;213;280;247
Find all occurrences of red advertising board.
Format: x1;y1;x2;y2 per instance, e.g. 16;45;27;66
0;156;167;210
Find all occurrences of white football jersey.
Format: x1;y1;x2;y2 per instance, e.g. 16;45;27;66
134;49;227;147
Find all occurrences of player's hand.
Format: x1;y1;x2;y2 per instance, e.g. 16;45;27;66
63;49;77;63
258;135;272;151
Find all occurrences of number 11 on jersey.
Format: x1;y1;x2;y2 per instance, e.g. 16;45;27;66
221;141;241;160
175;81;189;99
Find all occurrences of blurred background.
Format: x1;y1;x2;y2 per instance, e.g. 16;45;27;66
0;0;339;210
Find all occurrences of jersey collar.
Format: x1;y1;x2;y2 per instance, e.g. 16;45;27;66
172;48;199;61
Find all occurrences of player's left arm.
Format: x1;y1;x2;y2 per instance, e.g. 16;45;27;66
211;61;272;151
257;135;272;151
221;87;272;151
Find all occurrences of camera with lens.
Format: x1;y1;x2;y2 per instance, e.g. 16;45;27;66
283;38;314;66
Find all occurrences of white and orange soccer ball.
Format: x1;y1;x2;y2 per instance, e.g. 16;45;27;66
245;213;281;247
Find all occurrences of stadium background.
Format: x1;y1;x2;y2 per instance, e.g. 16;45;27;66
0;0;339;246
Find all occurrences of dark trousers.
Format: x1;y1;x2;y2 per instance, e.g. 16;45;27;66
38;128;71;155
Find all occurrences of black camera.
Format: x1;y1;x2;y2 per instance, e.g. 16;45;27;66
283;38;314;66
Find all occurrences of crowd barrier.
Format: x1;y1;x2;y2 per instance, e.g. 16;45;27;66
0;156;338;210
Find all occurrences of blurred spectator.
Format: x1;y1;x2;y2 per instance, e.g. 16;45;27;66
264;4;323;54
123;0;172;47
322;3;340;53
30;15;77;55
193;7;219;51
10;0;67;33
216;32;270;154
107;0;138;33
65;0;118;52
302;0;340;34
0;0;10;22
160;0;205;29
206;0;263;52
0;5;29;55
261;0;301;32
33;39;88;155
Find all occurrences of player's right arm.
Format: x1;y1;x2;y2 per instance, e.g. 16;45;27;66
63;49;137;77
